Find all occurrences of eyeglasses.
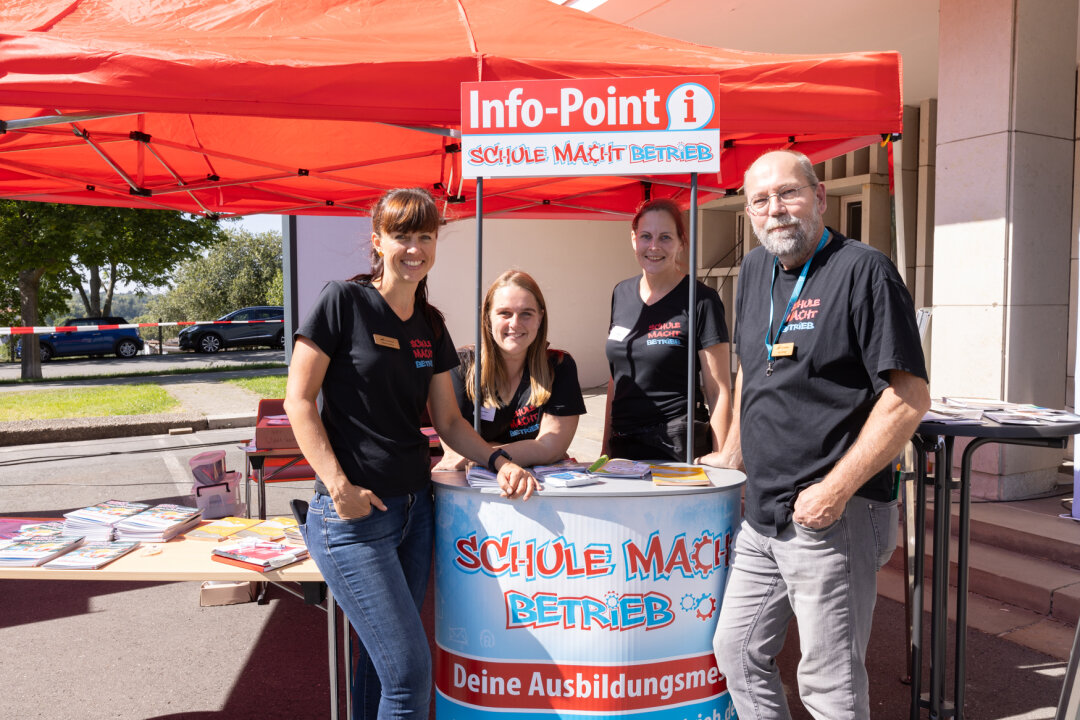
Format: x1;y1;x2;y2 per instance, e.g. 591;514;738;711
745;184;815;215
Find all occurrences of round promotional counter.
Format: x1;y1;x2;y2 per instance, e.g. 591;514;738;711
432;466;745;720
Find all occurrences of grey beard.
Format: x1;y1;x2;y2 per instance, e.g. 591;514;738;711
755;214;816;265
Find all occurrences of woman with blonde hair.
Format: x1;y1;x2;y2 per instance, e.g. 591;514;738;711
435;269;586;470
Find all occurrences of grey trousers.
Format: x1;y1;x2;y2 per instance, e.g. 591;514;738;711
712;495;898;720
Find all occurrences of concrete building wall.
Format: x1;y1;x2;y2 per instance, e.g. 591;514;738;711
932;0;1077;498
427;217;640;389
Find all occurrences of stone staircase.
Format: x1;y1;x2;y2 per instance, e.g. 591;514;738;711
880;489;1080;659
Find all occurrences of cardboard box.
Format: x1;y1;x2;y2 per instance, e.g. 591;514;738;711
199;580;256;606
254;417;298;449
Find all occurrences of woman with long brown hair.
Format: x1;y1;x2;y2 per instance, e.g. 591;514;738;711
605;198;732;463
435;269;585;470
285;189;536;719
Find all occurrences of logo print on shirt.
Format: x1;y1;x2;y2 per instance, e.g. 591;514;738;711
509;404;540;438
783;297;820;333
410;338;434;368
646;321;683;347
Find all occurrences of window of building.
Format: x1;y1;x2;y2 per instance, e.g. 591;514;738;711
844;199;863;241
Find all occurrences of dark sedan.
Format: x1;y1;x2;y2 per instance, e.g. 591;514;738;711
178;306;284;353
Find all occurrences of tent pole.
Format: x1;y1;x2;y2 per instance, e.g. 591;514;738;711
1074;220;1080;520
687;172;699;464
1;112;140;131
474;177;484;433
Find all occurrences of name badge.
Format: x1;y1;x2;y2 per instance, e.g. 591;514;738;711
608;325;631;342
772;342;794;357
480;406;496;422
373;334;400;349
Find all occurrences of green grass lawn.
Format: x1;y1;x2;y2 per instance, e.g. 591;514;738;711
0;385;179;421
225;374;288;399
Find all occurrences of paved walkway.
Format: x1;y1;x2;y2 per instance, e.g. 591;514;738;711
0;367;286;446
163;379;264;424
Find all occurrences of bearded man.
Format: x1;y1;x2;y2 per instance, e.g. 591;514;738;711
710;149;930;719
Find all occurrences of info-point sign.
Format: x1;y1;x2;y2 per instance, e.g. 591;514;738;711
461;76;721;179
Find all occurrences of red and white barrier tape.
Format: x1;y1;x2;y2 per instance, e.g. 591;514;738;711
0;319;284;336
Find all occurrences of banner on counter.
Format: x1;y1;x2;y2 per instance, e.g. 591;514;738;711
460;76;721;179
433;487;739;719
436;648;726;712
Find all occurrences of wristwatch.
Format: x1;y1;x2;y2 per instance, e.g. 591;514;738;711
487;448;512;473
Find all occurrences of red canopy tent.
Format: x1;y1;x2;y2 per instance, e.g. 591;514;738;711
0;0;903;219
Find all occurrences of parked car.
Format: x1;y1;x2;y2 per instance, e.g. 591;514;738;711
19;316;144;361
178;306;285;353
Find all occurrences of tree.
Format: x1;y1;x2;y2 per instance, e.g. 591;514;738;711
0;200;221;379
0;273;68;363
141;227;283;339
65;206;223;317
0;201;83;378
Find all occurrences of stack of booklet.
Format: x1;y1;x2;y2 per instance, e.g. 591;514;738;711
283;523;305;546
211;540;309;572
922;400;986;424
533;461;599;488
650;464;712;486
541;471;600;488
983;408;1080;425
464;466;500;488
463;457;655;489
2;521;71;541
185;516;263;542
587;458;652;479
233;516;299;541
0;535;85;567
114;504;202;542
42;540;139;570
186;516;307;545
63;500;150;541
922;397;1080;426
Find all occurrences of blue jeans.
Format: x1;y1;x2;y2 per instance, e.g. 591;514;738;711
712;495;898;719
305;489;434;720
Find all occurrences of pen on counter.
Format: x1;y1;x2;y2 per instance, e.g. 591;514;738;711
587;455;609;473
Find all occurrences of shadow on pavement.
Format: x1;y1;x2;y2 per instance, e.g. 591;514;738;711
778;596;1067;719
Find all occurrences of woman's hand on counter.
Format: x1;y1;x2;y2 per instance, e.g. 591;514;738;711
331;483;387;520
433;451;468;472
497;462;539;501
695;450;743;471
694;451;727;468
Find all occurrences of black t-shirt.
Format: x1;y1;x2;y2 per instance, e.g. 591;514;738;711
606;275;729;431
296;280;458;497
733;231;927;536
450;347;586;444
